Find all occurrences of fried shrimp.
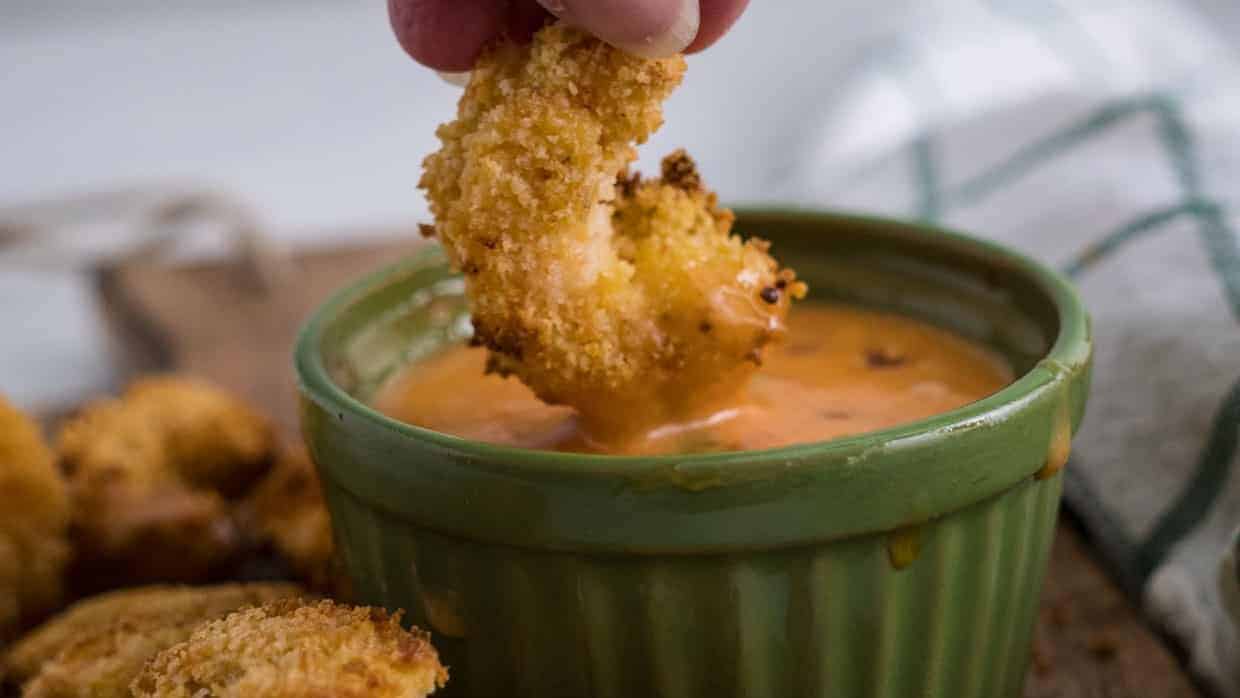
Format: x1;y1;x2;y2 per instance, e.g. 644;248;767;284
0;396;70;641
57;376;277;586
421;22;803;438
8;583;301;698
132;599;447;698
237;449;339;595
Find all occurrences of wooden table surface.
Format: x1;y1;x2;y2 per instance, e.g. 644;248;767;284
90;237;1205;697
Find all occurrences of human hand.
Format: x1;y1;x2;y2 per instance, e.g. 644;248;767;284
389;0;750;72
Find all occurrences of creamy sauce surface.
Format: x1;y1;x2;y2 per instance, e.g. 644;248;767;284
372;304;1013;455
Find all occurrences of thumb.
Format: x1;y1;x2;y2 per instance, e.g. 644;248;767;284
537;0;700;58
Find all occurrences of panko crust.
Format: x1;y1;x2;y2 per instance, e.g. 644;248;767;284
133;599;447;698
56;376;277;585
0;395;70;641
421;22;801;438
8;583;302;697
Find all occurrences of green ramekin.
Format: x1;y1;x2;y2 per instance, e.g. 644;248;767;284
297;209;1092;698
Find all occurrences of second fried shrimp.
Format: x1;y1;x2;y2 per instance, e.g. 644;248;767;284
133;599;447;698
6;583;302;697
421;23;802;439
57;376;277;587
0;396;70;641
237;449;341;596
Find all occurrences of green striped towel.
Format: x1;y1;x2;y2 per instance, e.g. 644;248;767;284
778;1;1240;692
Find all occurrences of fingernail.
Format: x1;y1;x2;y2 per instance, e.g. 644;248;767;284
538;0;700;59
436;70;471;87
621;0;699;58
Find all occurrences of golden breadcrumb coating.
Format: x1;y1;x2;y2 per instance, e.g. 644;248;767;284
133;599;447;698
57;376;277;586
421;22;802;438
0;395;70;641
8;583;301;697
238;449;339;595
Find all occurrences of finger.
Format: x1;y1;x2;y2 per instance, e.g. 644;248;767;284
684;0;749;53
538;0;700;58
388;0;507;72
507;0;552;43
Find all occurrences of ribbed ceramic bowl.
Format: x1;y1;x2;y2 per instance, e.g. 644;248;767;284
297;210;1092;698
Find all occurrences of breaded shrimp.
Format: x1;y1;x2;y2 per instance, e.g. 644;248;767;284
7;583;301;697
132;599;447;698
237;449;340;595
57;376;277;586
421;23;803;438
0;396;70;642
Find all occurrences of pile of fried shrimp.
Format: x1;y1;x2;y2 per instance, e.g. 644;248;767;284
0;21;803;697
1;378;445;698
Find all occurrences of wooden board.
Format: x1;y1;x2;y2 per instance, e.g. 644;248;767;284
93;237;1204;697
94;235;424;436
1028;524;1201;697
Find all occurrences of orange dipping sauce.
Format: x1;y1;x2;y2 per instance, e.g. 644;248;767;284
372;304;1013;455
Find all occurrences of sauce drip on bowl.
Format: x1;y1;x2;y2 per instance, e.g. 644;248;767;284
372;304;1013;455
